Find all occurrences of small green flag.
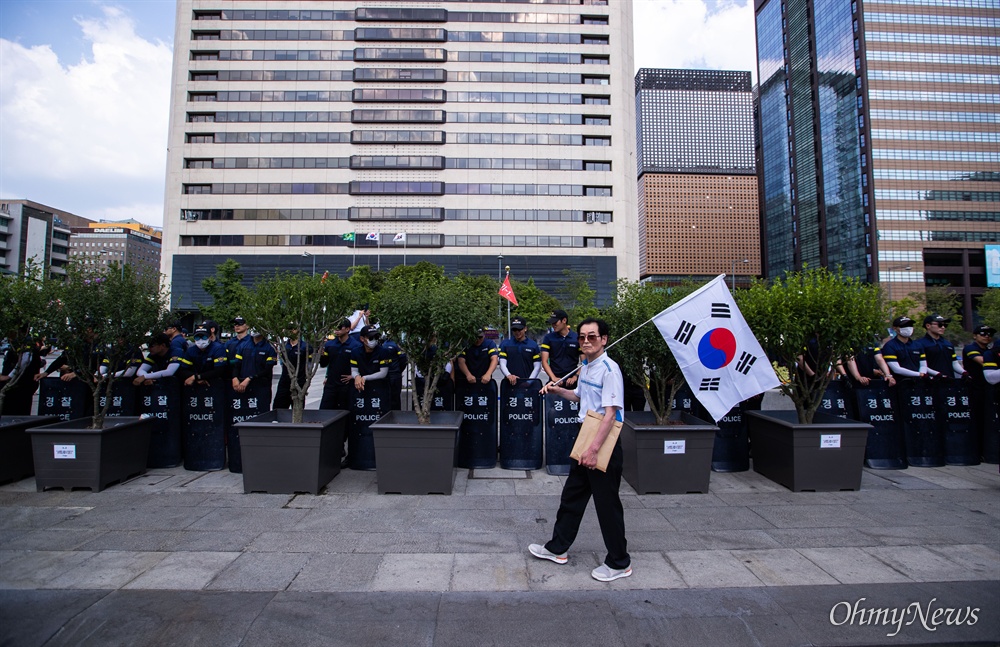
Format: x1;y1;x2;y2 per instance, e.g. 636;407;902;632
342;232;355;242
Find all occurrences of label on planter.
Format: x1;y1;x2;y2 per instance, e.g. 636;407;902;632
664;440;686;454
54;444;76;459
820;434;841;449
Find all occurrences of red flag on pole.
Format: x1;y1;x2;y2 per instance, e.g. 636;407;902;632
499;275;518;306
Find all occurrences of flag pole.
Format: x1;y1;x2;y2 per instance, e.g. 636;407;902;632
505;266;511;338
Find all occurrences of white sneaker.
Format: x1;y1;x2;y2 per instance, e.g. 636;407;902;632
528;543;568;564
591;563;632;582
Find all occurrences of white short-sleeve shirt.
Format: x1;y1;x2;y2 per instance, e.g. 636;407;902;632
573;351;624;423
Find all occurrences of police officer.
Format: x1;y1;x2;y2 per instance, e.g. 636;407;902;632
232;329;276;398
457;328;499;385
499;316;541;385
133;333;179;385
225;316;252;366
0;330;44;415
881;316;927;380
350;325;391;391
163;320;190;358
964;325;998;459
319;319;361;410
273;327;311;410
380;334;406;410
177;325;228;387
541;309;579;388
916;314;965;379
845;343;895;387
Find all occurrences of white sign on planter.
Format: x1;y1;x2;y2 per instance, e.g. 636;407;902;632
820;434;841;449
663;440;686;454
54;444;77;459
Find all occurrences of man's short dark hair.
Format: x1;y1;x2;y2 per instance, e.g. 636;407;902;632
148;333;171;347
577;318;609;338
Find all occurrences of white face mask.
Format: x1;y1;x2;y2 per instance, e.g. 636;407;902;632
898;327;914;338
194;339;210;350
365;338;379;349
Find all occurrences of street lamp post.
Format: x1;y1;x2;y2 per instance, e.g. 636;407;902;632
302;252;315;276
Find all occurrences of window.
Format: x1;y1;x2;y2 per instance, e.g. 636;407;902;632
584;161;611;171
583;95;610;105
584;186;612;196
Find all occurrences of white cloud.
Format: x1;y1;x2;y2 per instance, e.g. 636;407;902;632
0;5;172;225
633;0;758;82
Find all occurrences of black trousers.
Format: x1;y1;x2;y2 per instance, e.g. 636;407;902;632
545;439;630;570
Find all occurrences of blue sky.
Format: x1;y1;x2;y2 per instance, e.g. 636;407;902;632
0;0;756;228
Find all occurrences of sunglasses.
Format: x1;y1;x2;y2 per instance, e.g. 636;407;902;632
580;332;604;343
931;323;947;327
194;335;209;341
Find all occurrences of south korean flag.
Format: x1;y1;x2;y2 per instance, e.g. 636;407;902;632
652;275;780;422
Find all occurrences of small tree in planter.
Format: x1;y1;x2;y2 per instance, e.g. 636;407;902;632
0;261;47;418
38;263;169;429
737;267;886;424
375;262;497;424
239;271;353;423
602;279;695;424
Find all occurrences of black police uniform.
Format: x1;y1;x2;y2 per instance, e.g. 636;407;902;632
319;335;362;410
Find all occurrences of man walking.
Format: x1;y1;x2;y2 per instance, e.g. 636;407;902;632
530;318;631;582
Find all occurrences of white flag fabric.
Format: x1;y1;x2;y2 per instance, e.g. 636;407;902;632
652;274;780;422
365;232;380;241
393;232;406;242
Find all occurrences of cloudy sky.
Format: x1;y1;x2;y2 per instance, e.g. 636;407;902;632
0;0;757;228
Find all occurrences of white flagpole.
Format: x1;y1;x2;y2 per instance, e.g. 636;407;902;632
403;233;407;267
377;234;381;272
505;267;511;338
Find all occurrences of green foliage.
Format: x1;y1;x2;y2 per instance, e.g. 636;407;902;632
602;280;695;424
376;264;497;423
198;259;249;329
910;286;965;346
737;267;886;424
510;277;560;334
345;265;387;310
38;264;170;429
557;269;600;324
239;271;353;423
979;288;1000;331
0;261;47;415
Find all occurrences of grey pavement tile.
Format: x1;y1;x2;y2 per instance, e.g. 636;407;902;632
0;589;109;647
847;501;997;528
624;529;707;552
317;492;424;510
354;531;443;553
206;552;311;591
856;469;904;490
914;487;1000;505
282;492;329;509
857;523;997;547
247;530;364;554
748;503;876;529
174;470;245;493
870;471;946;490
622;508;677;531
512;471;565;495
46;550;170;589
695;529;784;550
661;507;774;531
622;551;686;590
666;550;765;588
864;545;985;582
439;531;521;553
925;543;1000;579
409;508;541;534
242;591;439;647
171;528;261;552
607;587;787;619
322;469;378;494
186;506;311;531
54;505;213;530
435;592;626;646
44;590;274;647
617;612;808;647
525;550;609;591
0;550;98;588
500;493;563;510
451;552;529;591
797;547;912;584
0;505;91;529
123;551;241;590
707;470;788;493
370;553;454;591
833;487;919;504
2;527;107;551
904;468;996;490
763;527;875;549
0;528;28;546
711;490;804;506
463;477;517;495
287;553;382;592
293;507;417;532
196;492;293;508
76;530;185;552
415;493;507;510
637;492;727;508
731;548;839;586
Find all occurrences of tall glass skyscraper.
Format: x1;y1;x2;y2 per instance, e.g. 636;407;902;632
755;0;998;324
162;1;637;310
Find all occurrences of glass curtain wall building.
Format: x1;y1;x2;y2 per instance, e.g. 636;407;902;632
754;0;998;325
162;0;638;310
635;69;760;285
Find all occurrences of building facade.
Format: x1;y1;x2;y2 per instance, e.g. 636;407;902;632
755;0;998;325
69;220;163;278
635;69;760;285
0;200;92;279
162;0;637;310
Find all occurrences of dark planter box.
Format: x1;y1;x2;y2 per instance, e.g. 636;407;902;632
237;409;349;495
370;410;462;495
0;416;60;484
621;411;718;494
747;410;871;492
27;416;153;492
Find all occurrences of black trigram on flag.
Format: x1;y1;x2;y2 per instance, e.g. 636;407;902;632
699;377;721;391
674;320;696;345
711;303;731;318
735;351;758;375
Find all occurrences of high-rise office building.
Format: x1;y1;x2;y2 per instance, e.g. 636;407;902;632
162;1;637;310
0;200;92;279
635;69;759;285
755;0;998;325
